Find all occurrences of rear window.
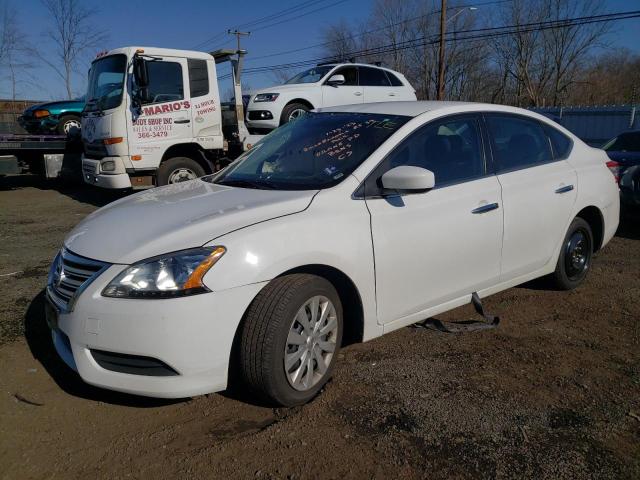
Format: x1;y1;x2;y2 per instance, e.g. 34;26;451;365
188;59;209;98
543;124;573;159
359;67;391;86
603;132;640;152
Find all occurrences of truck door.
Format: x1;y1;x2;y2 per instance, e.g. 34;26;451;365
127;57;193;169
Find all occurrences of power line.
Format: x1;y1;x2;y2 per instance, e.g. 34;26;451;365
217;10;640;80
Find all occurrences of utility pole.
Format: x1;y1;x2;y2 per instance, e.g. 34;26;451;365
228;29;250;53
437;0;447;101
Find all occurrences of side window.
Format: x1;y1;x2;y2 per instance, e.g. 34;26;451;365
542;123;573;160
332;66;358;86
143;61;184;105
188;59;209;98
359;67;391;86
364;116;485;195
486;114;552;172
385;71;403;86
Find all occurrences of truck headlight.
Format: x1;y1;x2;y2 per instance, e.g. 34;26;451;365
102;247;225;298
254;93;279;102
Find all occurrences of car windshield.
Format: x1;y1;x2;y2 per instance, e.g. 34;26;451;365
285;66;334;84
208;112;410;190
603;132;640;152
85;54;127;112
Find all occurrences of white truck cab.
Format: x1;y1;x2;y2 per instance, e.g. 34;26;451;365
81;46;259;188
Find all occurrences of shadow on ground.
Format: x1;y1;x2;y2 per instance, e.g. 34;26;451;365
0;174;131;207
23;290;185;408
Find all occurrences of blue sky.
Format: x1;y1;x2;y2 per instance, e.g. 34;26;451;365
3;0;640;100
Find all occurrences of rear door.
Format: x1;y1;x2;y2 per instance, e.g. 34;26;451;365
485;113;577;281
321;66;364;107
359;66;397;103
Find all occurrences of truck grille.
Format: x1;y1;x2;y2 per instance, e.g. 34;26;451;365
47;249;110;312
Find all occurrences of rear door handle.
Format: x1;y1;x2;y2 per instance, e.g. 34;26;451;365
471;202;499;214
354;91;362;96
174;119;191;124
555;184;574;194
389;93;396;96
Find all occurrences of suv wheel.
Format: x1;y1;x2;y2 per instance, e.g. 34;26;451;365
280;103;310;125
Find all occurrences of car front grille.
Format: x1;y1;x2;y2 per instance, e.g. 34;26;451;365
47;249;110;312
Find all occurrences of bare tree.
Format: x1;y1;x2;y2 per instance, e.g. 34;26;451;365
322;19;358;62
39;0;107;98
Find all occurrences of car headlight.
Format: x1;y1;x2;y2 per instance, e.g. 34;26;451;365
254;93;279;102
102;246;225;299
34;109;50;118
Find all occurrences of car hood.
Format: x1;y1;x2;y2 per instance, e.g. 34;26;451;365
26;100;85;114
64;179;317;264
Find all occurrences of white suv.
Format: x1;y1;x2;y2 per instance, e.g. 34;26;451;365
245;63;416;132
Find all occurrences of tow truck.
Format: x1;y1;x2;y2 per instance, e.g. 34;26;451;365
81;46;263;189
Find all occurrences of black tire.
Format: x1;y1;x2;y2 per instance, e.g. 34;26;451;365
156;157;206;186
57;114;81;136
279;102;310;125
239;274;343;407
550;217;593;290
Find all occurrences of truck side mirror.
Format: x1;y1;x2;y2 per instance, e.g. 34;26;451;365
133;56;151;104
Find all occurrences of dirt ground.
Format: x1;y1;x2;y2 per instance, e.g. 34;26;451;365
0;175;639;480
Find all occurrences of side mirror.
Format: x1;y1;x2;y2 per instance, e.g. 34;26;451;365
133;56;151;104
380;166;435;193
327;74;345;86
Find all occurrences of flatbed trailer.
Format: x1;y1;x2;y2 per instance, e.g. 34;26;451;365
0;133;82;178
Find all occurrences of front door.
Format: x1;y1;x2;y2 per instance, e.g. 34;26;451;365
321;66;364;107
127;57;193;170
363;115;503;325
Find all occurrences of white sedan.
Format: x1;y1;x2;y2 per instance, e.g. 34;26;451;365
47;101;619;406
245;63;416;132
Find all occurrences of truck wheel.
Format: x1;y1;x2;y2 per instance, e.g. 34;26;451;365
57;115;81;136
239;274;343;406
549;217;593;290
280;103;309;125
157;157;206;186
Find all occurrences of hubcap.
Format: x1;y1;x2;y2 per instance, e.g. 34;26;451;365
168;168;197;183
284;295;338;391
63;120;81;134
564;229;590;280
288;108;306;122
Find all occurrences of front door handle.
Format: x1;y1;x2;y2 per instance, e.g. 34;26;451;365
389;93;396;96
174;119;191;124
555;184;574;194
354;91;362;96
471;202;499;214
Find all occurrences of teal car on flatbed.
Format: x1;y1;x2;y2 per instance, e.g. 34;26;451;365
18;99;84;136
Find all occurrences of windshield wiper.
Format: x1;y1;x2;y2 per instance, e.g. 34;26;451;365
217;179;276;190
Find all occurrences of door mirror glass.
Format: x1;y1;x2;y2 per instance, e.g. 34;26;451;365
381;166;435;193
327;74;345;86
133;56;149;87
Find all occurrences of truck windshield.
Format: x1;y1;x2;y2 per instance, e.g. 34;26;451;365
209;112;410;190
85;54;127;112
285;66;333;84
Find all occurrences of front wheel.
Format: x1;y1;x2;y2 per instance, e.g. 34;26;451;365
550;217;593;290
57;115;81;136
156;157;206;186
279;103;310;125
239;274;343;406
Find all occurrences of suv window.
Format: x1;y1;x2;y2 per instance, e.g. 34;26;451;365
363;116;485;195
331;66;358;86
359;67;391;86
143;61;184;105
486;114;552;172
385;71;403;86
188;59;209;98
542;124;573;159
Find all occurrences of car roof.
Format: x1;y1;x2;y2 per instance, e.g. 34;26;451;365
319;63;403;73
317;100;560;120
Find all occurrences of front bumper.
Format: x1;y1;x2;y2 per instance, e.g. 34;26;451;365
47;262;266;398
82;156;132;189
246;107;279;130
18;115;54;133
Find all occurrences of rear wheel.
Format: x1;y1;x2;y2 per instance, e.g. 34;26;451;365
279;103;310;125
239;274;343;406
550;217;593;290
156;157;205;186
57;115;81;136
